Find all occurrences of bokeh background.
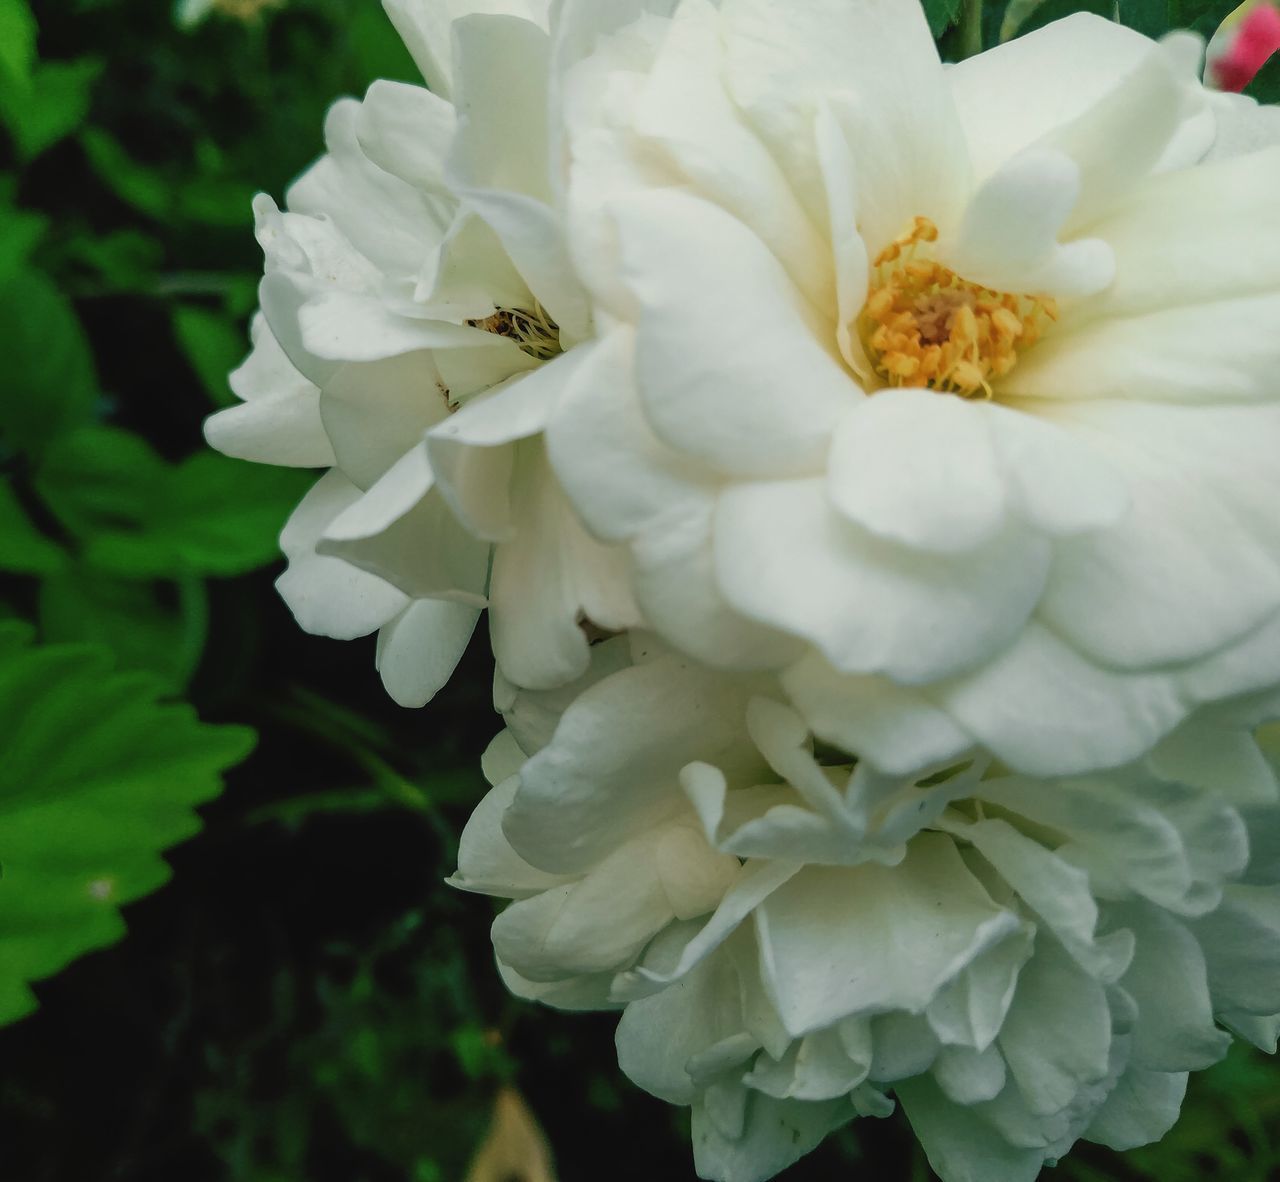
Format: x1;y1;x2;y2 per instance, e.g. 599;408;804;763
2;1;1279;1179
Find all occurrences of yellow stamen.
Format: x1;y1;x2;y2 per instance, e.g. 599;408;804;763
857;218;1056;399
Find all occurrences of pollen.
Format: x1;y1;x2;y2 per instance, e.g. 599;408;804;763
857;217;1057;400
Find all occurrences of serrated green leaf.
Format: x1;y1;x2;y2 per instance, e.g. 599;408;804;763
38;566;208;690
0;622;254;1025
0;479;64;575
35;426;307;578
172;304;247;406
0;269;98;456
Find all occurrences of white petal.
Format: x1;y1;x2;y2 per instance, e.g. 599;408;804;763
289;99;445;273
488;439;642;690
715;477;1049;684
949;15;1173;183
940;814;1132;983
1008;293;1280;405
815;101;871;376
755;837;1020;1037
276;472;408;639
428;349;586;542
545;327;712;544
995;934;1113;1117
1190;884;1280;1017
1107;901;1230;1073
318;350;450;489
1085;1068;1187;1153
320;445;491;602
1033;402;1280;670
691;1089;849;1182
205;315;335;468
615;189;858;478
298;292;494;362
355;79;455;196
631;502;805;672
925;928;1035;1054
491;822;722;980
827;390;1009;555
898;1075;1046;1182
616;934;747;1105
450;13;553;202
933;1043;1008;1106
932;622;1186;776
1037;41;1193;231
1083;147;1280;320
630;0;832;308
723;0;969;251
450;774;572;898
981;772;1246;917
943;149;1114;298
1206;91;1280;161
622;860;802;997
503;656;759;874
983;404;1129;537
382;0;549;98
375;596;481;707
781;656;973;777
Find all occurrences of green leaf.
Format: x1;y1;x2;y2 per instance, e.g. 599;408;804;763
0;479;64;575
172;304;247;406
35;427;308;578
924;0;965;36
0;268;98;456
1117;0;1170;35
33;426;168;537
0;57;101;160
61;229;163;296
79;126;174;221
0;199;47;281
0;0;36;91
1175;0;1245;36
38;566;209;690
1013;0;1115;36
0;621;254;1025
1247;45;1280;103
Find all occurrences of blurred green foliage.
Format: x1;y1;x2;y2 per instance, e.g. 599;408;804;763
0;0;1277;1179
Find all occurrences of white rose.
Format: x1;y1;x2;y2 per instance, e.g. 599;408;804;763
546;0;1280;775
454;643;1280;1182
205;0;639;704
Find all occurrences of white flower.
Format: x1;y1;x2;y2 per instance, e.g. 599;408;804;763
545;1;1280;776
453;644;1280;1182
205;0;640;703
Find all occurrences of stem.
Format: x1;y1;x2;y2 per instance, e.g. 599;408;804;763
960;0;984;59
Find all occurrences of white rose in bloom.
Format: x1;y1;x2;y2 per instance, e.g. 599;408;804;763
546;0;1280;776
453;646;1280;1182
204;0;641;704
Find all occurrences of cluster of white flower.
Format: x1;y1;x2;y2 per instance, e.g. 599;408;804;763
206;2;1280;1178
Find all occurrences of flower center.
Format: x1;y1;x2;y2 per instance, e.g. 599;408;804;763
468;304;562;361
857;217;1057;399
